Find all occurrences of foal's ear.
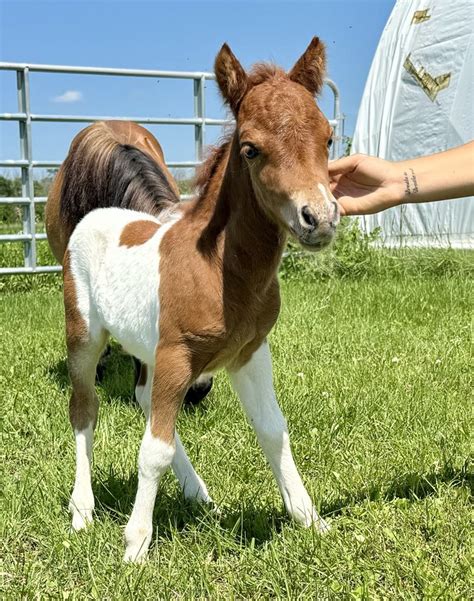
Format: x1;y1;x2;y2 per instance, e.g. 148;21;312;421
289;37;326;96
214;43;248;115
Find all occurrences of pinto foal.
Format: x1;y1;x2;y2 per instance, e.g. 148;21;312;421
65;38;339;561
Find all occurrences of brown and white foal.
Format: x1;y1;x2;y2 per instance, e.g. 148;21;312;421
64;38;339;561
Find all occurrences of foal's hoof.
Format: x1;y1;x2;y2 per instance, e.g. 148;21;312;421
315;517;331;533
184;377;213;406
70;508;93;532
295;507;330;533
123;545;148;564
124;522;152;563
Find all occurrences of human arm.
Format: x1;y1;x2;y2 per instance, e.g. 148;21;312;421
329;141;474;216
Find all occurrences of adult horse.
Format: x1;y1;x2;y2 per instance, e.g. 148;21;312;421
63;38;339;561
45;121;212;403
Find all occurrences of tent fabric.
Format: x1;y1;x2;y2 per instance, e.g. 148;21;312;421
351;0;473;247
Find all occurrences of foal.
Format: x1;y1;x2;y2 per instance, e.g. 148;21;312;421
65;38;339;561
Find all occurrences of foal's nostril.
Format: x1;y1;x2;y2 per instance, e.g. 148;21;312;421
301;205;318;231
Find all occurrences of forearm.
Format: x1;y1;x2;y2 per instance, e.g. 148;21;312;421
391;141;474;205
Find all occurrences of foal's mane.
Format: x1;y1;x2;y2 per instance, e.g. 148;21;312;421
193;136;232;198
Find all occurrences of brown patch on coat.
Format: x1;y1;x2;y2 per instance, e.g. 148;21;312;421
119;220;160;248
151;136;284;443
63;250;88;350
64;250;109;431
64;250;104;432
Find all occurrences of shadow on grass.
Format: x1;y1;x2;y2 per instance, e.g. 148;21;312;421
66;459;471;552
47;345;213;410
46;342;136;405
90;468;283;547
323;460;473;518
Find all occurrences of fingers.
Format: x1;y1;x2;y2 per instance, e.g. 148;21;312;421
336;196;369;216
328;154;365;176
336;192;387;216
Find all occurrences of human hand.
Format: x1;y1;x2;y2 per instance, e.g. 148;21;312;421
329;154;402;216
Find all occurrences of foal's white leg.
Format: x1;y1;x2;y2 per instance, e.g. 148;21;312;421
228;341;329;532
135;365;211;504
173;432;212;503
70;424;95;531
124;423;175;562
67;330;107;532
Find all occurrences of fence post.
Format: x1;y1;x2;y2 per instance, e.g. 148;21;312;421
17;67;36;271
193;75;206;163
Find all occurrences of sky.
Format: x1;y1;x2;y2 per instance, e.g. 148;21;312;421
0;0;395;176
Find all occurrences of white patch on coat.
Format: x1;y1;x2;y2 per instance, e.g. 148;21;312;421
67;207;181;365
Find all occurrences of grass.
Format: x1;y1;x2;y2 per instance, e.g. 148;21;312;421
1;252;473;599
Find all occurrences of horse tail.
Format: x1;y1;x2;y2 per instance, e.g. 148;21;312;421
58;121;180;237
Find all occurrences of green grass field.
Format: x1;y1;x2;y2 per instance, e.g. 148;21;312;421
1;252;473;599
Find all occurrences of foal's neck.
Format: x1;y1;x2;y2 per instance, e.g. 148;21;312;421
196;136;286;290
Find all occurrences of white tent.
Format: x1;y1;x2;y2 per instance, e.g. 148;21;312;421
352;0;473;248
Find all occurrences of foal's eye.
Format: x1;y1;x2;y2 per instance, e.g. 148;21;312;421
242;144;260;160
327;136;333;149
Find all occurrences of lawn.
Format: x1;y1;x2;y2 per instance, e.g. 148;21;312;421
1;252;473;599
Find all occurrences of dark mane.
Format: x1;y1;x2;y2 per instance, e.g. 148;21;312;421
60;140;179;229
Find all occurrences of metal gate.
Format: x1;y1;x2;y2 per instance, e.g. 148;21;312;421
0;62;343;275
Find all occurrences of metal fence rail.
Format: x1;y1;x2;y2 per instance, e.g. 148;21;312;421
0;61;344;275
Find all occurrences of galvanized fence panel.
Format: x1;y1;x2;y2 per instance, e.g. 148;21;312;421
0;62;344;275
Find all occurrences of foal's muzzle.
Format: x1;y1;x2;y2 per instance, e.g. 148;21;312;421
296;201;339;250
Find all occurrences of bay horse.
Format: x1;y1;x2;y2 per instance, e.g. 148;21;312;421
45;121;213;404
64;38;339;562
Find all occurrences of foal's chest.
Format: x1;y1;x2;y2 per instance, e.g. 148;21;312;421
191;278;281;372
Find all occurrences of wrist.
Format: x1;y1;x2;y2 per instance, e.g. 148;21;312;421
390;162;421;205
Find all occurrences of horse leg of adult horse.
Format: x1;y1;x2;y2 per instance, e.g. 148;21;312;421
134;362;212;504
135;356;213;406
184;374;214;405
67;329;108;531
95;344;113;383
124;345;194;562
228;341;329;532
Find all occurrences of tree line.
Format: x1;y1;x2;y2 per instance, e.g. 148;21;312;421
0;170;56;224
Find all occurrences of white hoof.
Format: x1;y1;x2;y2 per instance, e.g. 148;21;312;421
123;543;149;564
69;495;94;531
70;507;93;531
183;480;213;505
124;524;152;563
315;516;331;533
291;503;330;532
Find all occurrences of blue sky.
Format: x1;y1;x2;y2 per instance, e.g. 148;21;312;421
0;0;395;175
